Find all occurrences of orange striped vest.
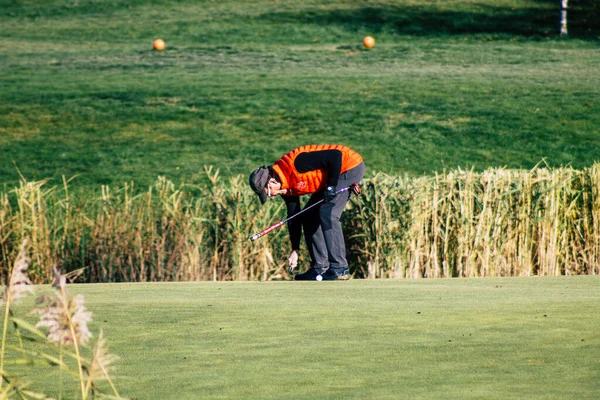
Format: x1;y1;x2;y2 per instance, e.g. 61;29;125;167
272;144;363;195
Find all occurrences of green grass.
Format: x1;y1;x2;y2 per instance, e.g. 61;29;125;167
2;3;599;397
1;0;599;189
11;277;600;399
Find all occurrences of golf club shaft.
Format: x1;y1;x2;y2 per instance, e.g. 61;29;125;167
249;185;354;241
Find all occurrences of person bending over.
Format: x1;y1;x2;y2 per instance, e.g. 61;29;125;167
249;144;365;281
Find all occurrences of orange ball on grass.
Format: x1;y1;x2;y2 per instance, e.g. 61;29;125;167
363;36;375;48
153;39;165;51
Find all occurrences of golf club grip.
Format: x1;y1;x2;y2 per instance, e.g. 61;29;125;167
249;221;284;241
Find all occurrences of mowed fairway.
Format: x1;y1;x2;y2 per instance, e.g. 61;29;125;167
22;277;600;399
2;1;600;398
1;0;600;188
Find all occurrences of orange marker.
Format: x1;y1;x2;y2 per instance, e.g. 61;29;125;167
363;36;375;48
153;39;165;51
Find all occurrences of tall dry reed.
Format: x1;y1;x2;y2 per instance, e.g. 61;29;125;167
347;164;600;278
0;164;598;283
1;240;127;399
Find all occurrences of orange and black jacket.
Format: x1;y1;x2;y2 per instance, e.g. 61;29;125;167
272;144;363;250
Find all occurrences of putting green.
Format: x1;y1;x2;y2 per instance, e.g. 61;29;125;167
12;277;599;399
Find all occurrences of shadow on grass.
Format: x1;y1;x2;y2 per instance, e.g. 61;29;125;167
257;2;600;39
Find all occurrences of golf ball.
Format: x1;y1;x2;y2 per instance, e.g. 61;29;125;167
316;275;323;281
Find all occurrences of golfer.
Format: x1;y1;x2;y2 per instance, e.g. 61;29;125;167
249;144;365;281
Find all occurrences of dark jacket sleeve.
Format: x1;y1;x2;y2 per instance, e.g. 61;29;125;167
294;149;343;187
283;195;302;251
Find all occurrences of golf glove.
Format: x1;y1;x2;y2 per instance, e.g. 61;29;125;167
324;185;337;202
287;250;298;272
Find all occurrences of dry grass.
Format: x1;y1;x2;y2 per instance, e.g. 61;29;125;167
347;163;600;278
0;164;599;283
0;241;126;399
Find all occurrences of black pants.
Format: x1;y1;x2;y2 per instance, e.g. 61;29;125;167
302;162;365;273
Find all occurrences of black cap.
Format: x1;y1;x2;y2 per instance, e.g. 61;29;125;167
249;166;270;205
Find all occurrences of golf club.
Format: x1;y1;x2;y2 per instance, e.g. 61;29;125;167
249;182;361;242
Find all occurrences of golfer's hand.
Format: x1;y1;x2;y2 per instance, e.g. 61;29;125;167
287;250;299;272
324;185;336;202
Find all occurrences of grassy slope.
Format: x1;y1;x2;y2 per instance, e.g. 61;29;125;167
14;277;600;399
1;0;599;189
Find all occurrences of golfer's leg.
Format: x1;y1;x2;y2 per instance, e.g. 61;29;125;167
321;162;366;270
302;193;329;273
320;191;349;269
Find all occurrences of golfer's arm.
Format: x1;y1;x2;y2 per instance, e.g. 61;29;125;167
283;195;302;251
294;150;342;187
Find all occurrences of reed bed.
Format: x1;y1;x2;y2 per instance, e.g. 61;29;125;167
0;164;598;283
